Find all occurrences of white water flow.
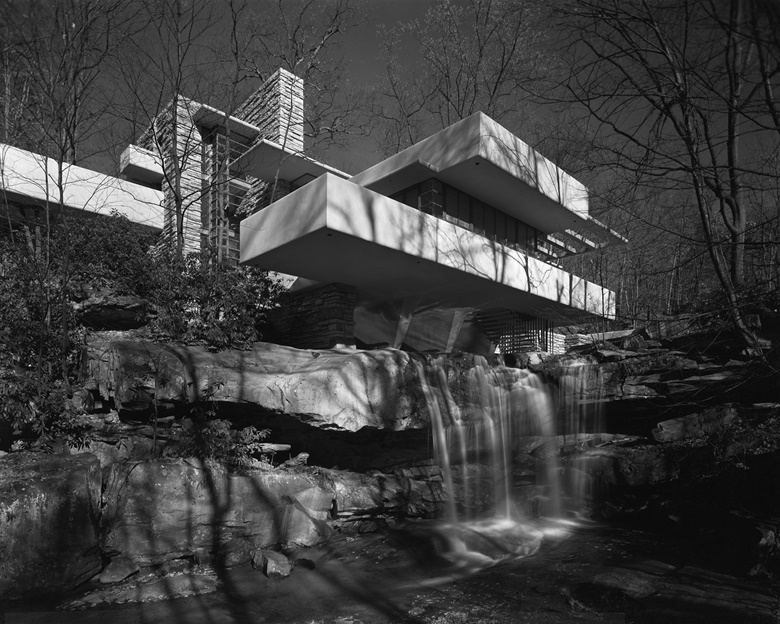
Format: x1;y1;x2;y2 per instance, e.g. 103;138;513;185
417;356;562;523
556;362;605;512
412;356;604;575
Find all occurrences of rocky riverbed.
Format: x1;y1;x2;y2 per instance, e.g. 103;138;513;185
2;332;780;620
3;508;777;623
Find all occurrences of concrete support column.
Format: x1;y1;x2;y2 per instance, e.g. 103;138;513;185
393;297;419;349
444;309;468;353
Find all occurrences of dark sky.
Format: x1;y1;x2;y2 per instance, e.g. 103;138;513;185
344;0;433;85
330;0;442;170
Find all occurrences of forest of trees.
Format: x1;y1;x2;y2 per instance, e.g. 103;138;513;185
1;0;778;440
373;0;780;347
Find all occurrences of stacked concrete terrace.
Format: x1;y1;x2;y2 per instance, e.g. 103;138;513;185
240;113;626;353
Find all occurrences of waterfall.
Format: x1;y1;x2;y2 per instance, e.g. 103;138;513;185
418;355;563;523
412;355;604;573
557;362;605;514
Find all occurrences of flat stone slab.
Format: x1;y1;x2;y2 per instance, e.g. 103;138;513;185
60;569;218;610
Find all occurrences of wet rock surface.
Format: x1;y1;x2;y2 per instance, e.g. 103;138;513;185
5;520;776;623
98;556;140;584
3;332;779;619
0;452;102;600
59;566;219;610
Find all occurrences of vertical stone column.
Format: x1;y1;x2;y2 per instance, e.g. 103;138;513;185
139;97;203;256
271;283;357;349
236;68;304;154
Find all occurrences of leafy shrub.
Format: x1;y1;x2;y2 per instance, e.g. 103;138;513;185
0;209;282;451
169;417;272;468
0;233;83;450
140;251;284;349
64;210;159;296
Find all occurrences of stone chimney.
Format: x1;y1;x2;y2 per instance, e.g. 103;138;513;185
236;68;304;154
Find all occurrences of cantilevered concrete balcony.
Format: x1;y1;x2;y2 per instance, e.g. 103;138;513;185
351;112;626;252
119;144;163;188
0;144;164;230
240;174;615;324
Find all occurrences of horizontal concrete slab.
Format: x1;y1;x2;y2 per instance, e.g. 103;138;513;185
240;174;615;324
350;113;625;247
235;139;349;187
0;144;163;230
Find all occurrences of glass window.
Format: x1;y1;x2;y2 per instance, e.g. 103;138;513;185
506;215;518;248
483;204;496;239
402;186;419;209
444;185;459;223
472;200;484;235
496;211;507;244
458;191;470;225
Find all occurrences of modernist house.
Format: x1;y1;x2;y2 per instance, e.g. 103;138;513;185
0;68;624;354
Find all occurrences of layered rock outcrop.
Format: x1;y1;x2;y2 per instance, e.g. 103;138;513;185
0;449;445;599
101;460;335;565
87;340;427;431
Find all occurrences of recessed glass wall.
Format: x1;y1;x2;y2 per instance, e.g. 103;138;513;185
390;178;555;261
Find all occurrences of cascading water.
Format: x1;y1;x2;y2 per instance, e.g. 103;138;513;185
556;361;606;514
412;356;565;574
412;354;602;575
418;356;562;521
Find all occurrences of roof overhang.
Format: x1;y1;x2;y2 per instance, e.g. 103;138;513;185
233;139;349;186
240;174;615;324
120;144;163;187
191;104;262;140
350;113;626;247
0;144;163;230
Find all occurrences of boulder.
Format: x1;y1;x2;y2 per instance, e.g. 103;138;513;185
593;569;663;598
74;291;154;330
652;405;738;443
99;458;445;565
579;442;713;487
87;340;427;431
527;351;739;404
252;549;292;578
324;468;446;521
0;452;102;600
101;459;335;565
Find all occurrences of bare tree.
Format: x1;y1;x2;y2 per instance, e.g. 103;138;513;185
112;0;229;258
112;0;365;259
554;0;780;348
373;0;551;155
0;0;125;390
243;0;368;156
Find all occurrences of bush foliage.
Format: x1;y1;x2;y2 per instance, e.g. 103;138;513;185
0;210;282;449
140;251;284;350
168;417;272;468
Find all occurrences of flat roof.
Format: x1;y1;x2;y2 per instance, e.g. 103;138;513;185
191;104;263;140
234;139;350;186
350;113;626;246
0;144;164;230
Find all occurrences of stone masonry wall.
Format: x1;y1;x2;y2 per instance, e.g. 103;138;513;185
138;98;202;256
236;68;304;154
270;283;357;349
